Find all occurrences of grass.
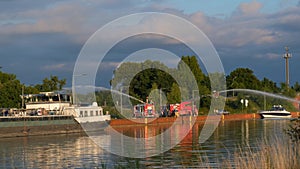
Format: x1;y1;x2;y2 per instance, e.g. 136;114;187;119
222;137;300;169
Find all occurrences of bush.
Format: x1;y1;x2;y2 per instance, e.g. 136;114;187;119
285;117;300;142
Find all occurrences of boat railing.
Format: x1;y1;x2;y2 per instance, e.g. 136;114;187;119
0;115;74;122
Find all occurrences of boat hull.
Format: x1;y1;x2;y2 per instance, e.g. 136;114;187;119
259;111;291;119
0;115;84;138
75;115;111;132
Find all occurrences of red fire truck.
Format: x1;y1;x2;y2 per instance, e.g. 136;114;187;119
133;102;156;118
169;101;198;117
160;101;198;117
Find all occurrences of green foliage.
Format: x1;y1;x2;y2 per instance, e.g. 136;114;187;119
285;118;300;142
109;58;300;114
261;77;280;93
1;55;300;115
0;71;22;108
292;82;300;92
148;83;160;109
111;61;175;102
179;56;210;95
227;68;261;91
103;106;122;119
96;91;115;107
34;75;66;92
167;83;181;103
0;71;66;108
180;56;205;83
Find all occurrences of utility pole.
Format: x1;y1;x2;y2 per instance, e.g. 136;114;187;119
283;46;292;88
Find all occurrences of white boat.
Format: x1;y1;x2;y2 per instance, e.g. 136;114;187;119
22;91;111;131
259;105;291;118
63;102;111;131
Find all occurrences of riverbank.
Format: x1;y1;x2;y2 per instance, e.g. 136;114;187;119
110;112;300;127
0;112;298;138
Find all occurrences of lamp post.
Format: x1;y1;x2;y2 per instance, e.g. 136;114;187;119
230;76;237;97
120;86;129;115
21;84;24;109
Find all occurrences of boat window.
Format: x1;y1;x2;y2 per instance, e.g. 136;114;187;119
90;110;93;116
84;111;88;117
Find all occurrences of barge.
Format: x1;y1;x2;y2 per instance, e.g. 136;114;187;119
0;91;111;138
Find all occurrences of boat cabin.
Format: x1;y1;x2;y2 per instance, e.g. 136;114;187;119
22;91;72;115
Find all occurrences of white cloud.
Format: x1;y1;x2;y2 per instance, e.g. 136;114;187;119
42;63;66;70
236;1;263;15
255;53;281;59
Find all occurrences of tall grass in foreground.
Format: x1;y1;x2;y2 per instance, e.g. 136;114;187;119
222;137;300;169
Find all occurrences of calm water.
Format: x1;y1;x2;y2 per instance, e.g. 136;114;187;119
0;119;292;168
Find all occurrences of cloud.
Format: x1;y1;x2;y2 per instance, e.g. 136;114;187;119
255;53;281;59
1;0;300;86
234;1;263;16
42;64;66;70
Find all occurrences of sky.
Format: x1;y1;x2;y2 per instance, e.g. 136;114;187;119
1;0;300;88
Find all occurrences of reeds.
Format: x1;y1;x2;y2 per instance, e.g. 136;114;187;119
222;137;300;169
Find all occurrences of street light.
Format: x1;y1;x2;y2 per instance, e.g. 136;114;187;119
230;76;237;97
120;85;129;115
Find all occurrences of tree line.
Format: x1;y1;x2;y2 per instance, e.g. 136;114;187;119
0;72;66;108
109;56;300;115
1;56;300;115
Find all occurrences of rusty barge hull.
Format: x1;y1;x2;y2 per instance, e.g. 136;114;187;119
0;115;84;138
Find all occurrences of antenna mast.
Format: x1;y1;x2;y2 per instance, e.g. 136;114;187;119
283;46;292;88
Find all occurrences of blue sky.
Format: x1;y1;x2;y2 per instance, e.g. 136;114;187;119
148;0;299;16
1;0;300;88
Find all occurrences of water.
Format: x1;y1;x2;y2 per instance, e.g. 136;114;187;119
0;119;293;168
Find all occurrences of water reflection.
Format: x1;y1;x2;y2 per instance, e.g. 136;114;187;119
0;119;292;168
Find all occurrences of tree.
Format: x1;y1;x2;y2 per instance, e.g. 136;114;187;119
226;68;261;90
292;82;300;92
36;75;66;92
0;71;22;108
167;83;181;103
261;77;279;93
179;56;210;95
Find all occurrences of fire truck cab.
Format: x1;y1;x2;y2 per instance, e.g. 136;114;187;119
133;102;156;118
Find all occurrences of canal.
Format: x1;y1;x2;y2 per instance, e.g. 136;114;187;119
0;119;295;168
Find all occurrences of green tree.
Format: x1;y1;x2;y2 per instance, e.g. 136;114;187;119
0;71;22;108
179;56;210;95
226;68;261;91
36;75;66;92
292;82;300;92
96;90;114;107
261;77;280;93
167;83;181;103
